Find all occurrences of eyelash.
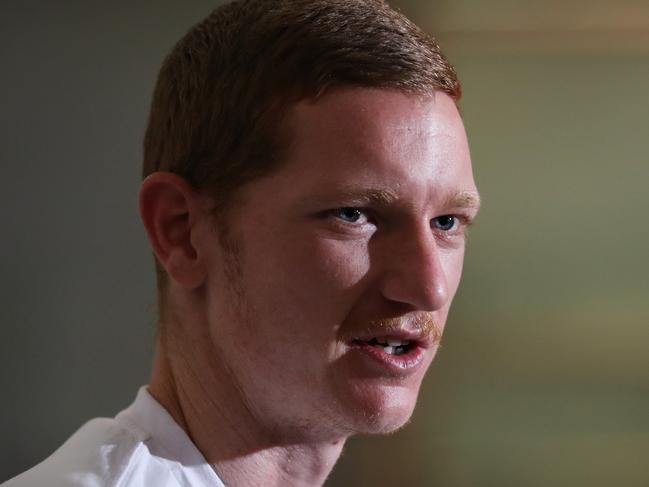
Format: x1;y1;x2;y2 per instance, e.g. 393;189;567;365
432;215;460;232
329;208;471;236
330;207;369;224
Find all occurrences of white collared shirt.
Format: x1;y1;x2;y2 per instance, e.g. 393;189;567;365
4;387;226;487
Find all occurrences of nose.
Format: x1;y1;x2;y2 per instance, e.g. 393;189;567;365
378;226;450;312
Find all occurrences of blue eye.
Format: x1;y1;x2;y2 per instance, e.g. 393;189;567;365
333;207;364;223
433;215;457;231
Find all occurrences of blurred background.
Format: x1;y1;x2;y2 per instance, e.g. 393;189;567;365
1;1;647;485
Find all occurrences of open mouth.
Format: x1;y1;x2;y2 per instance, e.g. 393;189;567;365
352;337;414;356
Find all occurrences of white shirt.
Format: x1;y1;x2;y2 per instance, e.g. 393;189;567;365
3;387;226;487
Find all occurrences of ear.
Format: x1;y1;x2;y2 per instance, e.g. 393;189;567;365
139;172;207;289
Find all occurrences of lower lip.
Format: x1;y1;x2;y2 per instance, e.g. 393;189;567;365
348;342;428;375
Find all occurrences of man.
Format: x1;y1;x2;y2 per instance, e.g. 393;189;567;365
5;0;479;485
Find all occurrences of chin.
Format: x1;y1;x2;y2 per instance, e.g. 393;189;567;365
341;383;420;435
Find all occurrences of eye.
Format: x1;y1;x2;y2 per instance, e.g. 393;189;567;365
332;207;365;223
432;215;457;231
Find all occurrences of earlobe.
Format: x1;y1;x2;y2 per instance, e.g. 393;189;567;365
139;172;206;289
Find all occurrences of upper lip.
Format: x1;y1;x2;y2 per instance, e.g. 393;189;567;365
348;327;438;350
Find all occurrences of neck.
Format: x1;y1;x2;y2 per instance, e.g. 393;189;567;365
148;312;346;487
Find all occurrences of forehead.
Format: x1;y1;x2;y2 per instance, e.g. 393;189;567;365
290;87;462;138
274;87;477;206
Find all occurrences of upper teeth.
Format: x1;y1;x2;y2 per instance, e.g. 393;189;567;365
368;338;411;355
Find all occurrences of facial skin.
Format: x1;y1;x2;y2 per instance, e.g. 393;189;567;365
203;87;477;433
143;87;479;484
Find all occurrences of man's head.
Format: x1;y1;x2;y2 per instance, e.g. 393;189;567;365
142;0;461;301
140;0;479;442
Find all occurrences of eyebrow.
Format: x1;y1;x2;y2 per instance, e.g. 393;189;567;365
447;190;482;211
301;187;481;211
338;188;400;205
299;188;400;208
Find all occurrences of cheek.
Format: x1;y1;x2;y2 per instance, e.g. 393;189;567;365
293;238;371;294
441;247;466;310
447;249;465;288
250;236;372;324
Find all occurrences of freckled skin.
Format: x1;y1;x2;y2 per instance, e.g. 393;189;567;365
196;87;479;440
